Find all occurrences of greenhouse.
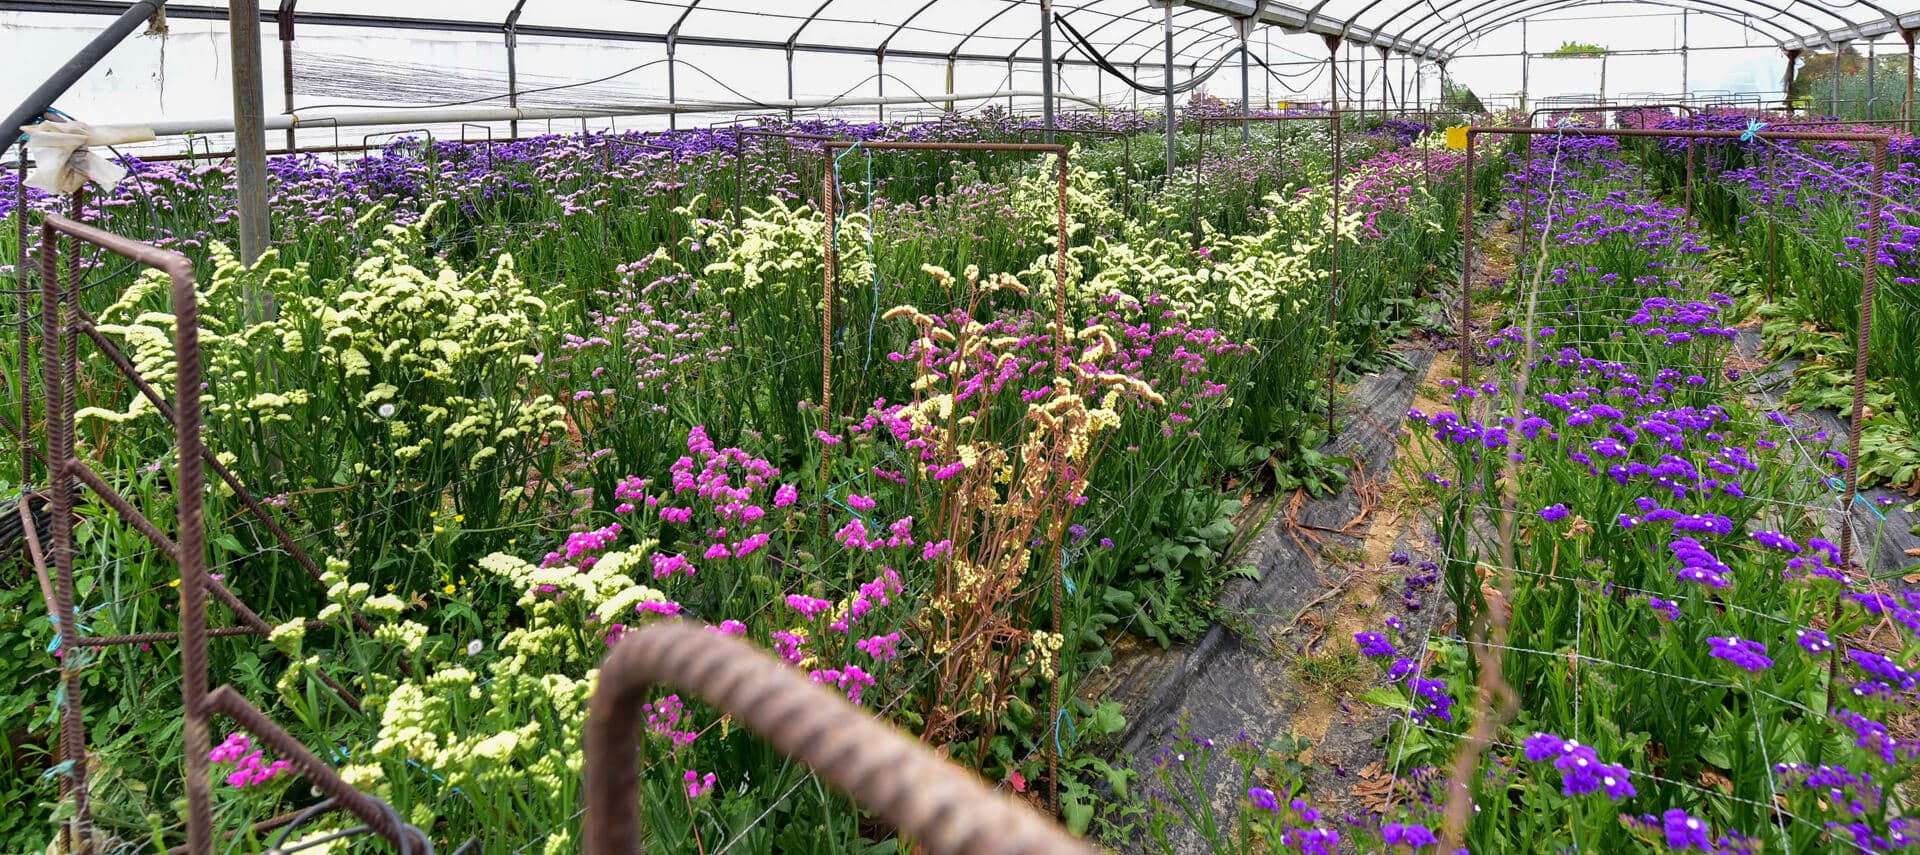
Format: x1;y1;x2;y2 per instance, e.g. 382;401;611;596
8;0;1920;852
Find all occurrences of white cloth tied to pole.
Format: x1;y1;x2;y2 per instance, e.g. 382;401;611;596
19;120;155;194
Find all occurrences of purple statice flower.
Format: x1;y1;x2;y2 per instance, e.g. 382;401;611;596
1248;786;1280;812
1834;708;1920;764
1793;628;1832;654
1670;538;1732;589
1283;826;1340;855
1525;733;1634;799
1538;503;1570;522
1407;676;1454;724
1658;809;1713;850
1846;650;1916;692
1389;550;1412;566
1647;597;1681;621
1387;657;1417;680
1355;632;1396;657
1751;530;1801;553
1380;822;1438;849
1707;636;1772;672
1522;732;1565;761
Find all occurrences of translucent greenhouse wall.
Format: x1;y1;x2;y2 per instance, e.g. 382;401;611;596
0;2;1866;160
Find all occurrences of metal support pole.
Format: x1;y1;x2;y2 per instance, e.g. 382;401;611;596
1870;38;1879;118
42;217;86;855
1765;148;1778;302
1520;21;1528;111
1163;1;1176;177
1359;43;1367;124
946;56;956;113
1040;0;1055;142
1599;52;1608;108
668;38;679;131
786;46;797;122
1133;63;1140;110
1239;19;1251;144
1327;35;1340;112
1398;55;1407;110
14;157;27;488
277;2;296;152
1834;42;1846;116
1379;47;1388;117
1265;28;1272;107
1785;48;1801;112
1838;140;1888;569
876;51;885;123
1681;11;1689;101
1009;58;1017;114
229;0;270;268
1831;140;1889;713
1328;109;1342;435
1325;33;1342;434
1906;30;1916;131
506;0;524;139
1461;130;1475;390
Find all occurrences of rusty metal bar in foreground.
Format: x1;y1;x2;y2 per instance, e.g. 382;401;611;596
584;622;1096;855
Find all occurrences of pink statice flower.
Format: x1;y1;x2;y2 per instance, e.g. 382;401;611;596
786;595;833;619
856;632;901;661
684;769;717;798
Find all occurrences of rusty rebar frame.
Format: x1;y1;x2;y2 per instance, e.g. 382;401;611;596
1193;112;1348;434
36;214;425;855
1520;104;1699;251
1458;124;1890;714
583;622;1096;855
818;138;1072;811
730;127;842;222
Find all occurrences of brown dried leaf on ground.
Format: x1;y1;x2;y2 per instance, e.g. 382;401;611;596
1699;769;1734;795
1350;761;1397;814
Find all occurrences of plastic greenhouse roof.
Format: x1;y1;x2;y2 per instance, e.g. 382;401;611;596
14;0;1920;69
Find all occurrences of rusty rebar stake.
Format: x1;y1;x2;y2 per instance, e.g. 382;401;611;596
584;623;1095;855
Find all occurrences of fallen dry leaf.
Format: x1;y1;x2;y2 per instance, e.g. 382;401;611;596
1350;761;1396;814
1699;769;1734;795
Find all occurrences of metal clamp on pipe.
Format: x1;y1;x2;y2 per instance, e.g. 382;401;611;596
584;622;1096;855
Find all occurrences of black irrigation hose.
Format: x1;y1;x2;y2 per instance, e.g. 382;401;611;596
1052;13;1230;98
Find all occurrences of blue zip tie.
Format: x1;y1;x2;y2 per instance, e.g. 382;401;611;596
1053;707;1075;755
1855;493;1888;521
1740;120;1768;143
44;608;90;653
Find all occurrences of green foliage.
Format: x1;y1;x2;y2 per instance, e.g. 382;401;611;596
1547;41;1608;57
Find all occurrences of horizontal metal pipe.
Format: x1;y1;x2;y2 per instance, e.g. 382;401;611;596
143;91;1105;138
1465;125;1891;143
823;140;1069;153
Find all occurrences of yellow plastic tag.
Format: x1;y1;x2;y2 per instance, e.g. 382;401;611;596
1445;125;1469;151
